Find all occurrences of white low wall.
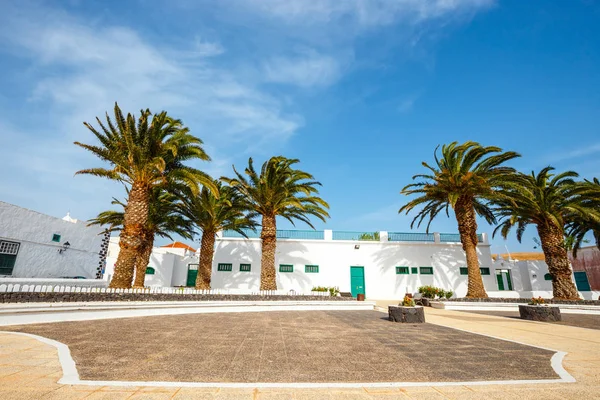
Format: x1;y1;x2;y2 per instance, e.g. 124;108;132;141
486;290;600;301
0;278;107;288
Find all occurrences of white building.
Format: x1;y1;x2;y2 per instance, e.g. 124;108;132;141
209;230;497;299
105;239;198;287
0;201;107;279
136;229;596;299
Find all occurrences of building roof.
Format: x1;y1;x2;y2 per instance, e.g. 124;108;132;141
492;252;545;261
161;242;196;252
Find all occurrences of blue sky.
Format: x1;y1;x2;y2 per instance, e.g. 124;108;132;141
1;0;599;254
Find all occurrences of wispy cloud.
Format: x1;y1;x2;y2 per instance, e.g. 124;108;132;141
239;0;495;28
0;3;301;219
0;0;495;222
543;142;600;163
263;51;345;88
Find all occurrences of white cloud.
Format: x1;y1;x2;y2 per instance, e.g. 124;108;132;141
263;51;343;88
0;3;302;220
545;143;600;163
398;97;416;113
192;37;225;57
240;0;495;27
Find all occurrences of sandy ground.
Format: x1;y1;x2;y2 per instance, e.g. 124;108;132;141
460;310;600;330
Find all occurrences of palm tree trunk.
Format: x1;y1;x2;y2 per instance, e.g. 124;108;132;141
537;224;580;300
260;215;277;290
110;182;150;289
133;234;153;288
455;196;488;298
196;230;216;290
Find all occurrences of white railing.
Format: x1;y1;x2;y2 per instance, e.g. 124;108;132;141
0;284;331;297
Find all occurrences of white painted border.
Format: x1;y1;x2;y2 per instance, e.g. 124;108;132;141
0;313;576;388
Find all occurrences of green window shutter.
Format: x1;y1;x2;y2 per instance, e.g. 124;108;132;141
279;264;293;273
480;268;490;275
459;267;468;275
419;267;433;275
52;234;61;243
411;267;418;274
544;273;552;281
240;264;251;272
395;266;409;274
217;263;232;272
305;265;319;273
145;267;155;275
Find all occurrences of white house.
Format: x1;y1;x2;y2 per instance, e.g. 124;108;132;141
0;201;107;279
104;238;198;287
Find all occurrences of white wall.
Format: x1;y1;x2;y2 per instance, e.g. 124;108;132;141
524;260;554;291
0;201;104;278
106;238;199;287
212;235;496;299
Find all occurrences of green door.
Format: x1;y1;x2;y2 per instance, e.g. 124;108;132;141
496;270;513;291
350;266;365;298
504;271;513;290
574;271;591;291
186;264;198;287
0;254;17;275
496;271;504;291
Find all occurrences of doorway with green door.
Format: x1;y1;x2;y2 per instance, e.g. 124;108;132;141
186;263;199;287
496;269;513;291
350;266;365;299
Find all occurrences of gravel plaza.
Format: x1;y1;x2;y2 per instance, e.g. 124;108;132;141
1;305;600;399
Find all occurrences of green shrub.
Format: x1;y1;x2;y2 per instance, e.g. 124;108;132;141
418;286;454;299
311;286;339;296
418;285;439;298
529;296;545;305
401;295;415;307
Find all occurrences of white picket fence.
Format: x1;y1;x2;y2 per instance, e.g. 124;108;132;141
0;283;331;297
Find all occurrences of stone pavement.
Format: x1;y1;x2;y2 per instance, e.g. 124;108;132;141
3;311;556;382
0;307;599;399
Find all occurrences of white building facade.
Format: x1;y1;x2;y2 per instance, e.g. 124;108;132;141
0;201;106;279
104;238;199;287
209;230;497;299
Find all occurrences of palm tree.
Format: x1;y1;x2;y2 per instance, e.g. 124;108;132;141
89;188;194;287
223;157;330;290
180;181;258;289
399;142;520;298
567;178;600;257
75;103;215;288
493;168;600;299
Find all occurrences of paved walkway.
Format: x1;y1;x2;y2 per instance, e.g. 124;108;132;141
1;307;599;399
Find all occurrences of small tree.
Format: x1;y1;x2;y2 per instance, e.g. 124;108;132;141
89;188;194;287
493;168;600;299
180;182;257;289
400;142;520;298
75;103;215;288
223;157;329;290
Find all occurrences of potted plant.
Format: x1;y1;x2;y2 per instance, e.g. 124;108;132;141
518;297;561;322
388;295;426;323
